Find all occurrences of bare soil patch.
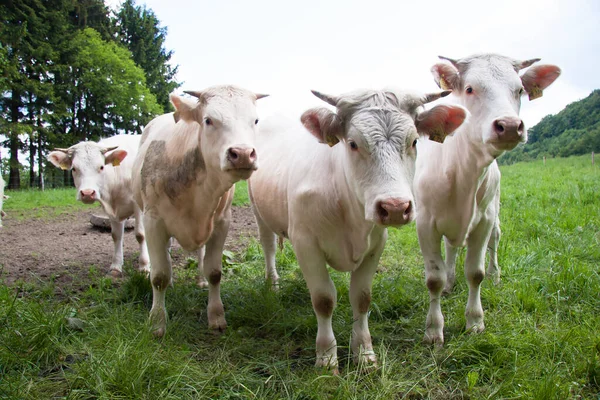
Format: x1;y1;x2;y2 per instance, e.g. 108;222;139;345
0;206;258;287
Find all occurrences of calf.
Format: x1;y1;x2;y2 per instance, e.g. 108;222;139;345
132;85;267;337
415;53;560;345
48;135;149;276
249;89;466;371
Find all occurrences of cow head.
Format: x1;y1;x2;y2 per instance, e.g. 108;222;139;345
301;89;466;226
170;85;268;181
48;143;128;204
431;53;561;155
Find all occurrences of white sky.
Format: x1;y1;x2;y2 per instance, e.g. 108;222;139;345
109;0;599;126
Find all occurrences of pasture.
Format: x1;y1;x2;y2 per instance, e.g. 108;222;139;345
0;155;599;399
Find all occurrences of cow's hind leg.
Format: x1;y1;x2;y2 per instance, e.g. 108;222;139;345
486;217;501;284
145;215;172;338
109;219;125;277
202;211;230;332
256;214;280;288
443;237;460;295
196;245;208;288
133;204;150;274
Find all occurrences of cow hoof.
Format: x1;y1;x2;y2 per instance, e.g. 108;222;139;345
486;271;501;285
208;319;227;334
108;269;123;278
197;277;209;288
466;322;485;334
149;308;167;338
315;356;339;374
354;351;378;368
423;331;444;346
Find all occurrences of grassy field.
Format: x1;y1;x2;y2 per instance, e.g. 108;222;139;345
1;156;599;399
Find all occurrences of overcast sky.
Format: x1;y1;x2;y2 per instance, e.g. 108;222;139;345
108;0;599;127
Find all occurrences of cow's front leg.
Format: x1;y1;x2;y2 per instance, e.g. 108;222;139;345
202;213;230;332
443;237;460;295
417;221;446;345
294;239;338;372
109;219;125;277
133;204;150;274
349;231;385;366
145;215;172;338
464;219;494;334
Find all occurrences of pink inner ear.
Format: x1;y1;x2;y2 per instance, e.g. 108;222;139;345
443;106;467;134
300;111;325;141
417;105;467;136
431;63;460;90
106;149;128;165
170;94;183;110
522;64;561;92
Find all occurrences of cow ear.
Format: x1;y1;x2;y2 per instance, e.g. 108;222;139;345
105;149;128;167
416;104;467;143
48;151;72;170
431;63;460;91
170;94;200;122
520;64;561;101
301;107;344;147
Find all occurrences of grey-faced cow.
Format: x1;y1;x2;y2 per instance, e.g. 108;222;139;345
249;89;466;371
415;53;561;345
132;85;267;337
48;135;149;276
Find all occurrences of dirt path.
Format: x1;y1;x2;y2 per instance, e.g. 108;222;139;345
0;206;258;286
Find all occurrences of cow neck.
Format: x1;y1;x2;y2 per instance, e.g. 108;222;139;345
193;170;233;218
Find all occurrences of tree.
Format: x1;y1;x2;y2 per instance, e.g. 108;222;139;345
115;0;180;112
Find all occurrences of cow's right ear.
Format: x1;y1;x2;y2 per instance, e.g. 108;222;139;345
301;107;344;147
431;63;460;91
415;104;467;143
170;94;200;123
48;151;72;170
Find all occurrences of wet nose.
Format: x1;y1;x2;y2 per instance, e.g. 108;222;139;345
227;147;257;169
80;189;96;203
376;198;413;225
493;117;524;141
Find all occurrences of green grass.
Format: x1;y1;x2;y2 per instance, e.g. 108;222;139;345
2;188;91;219
1;155;600;399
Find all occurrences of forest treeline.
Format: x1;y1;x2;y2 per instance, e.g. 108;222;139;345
0;0;180;189
500;90;600;165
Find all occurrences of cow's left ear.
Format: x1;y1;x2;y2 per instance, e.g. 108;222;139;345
170;94;200;123
520;64;561;101
105;149;128;167
415;104;467;143
301;107;344;147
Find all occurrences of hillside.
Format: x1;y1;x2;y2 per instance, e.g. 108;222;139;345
500;89;600;164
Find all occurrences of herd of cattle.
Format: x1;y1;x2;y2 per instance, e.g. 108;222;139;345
2;53;562;372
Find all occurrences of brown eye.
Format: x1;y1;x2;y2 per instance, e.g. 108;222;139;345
205;118;212;126
255;119;259;125
349;141;358;151
100;165;104;171
412;138;418;147
466;86;473;94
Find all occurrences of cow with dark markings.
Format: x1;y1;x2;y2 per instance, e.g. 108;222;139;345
132;85;267;337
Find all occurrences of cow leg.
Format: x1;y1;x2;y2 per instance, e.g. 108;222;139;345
197;245;208;288
133;204;150;274
256;214;280;288
417;221;446;345
349;231;385;366
145;215;172;338
443;237;459;295
109;219;125;277
486;217;501;284
202;212;230;332
294;239;338;372
464;219;494;334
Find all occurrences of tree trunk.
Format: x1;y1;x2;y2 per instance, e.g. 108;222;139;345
29;133;36;188
8;89;21;190
38;133;44;190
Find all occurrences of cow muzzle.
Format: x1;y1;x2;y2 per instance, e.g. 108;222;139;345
375;198;413;226
225;146;258;178
491;116;526;150
79;189;97;204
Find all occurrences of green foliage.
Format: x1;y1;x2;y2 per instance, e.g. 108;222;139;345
501;90;600;164
1;187;90;219
233;180;250;206
1;156;599;398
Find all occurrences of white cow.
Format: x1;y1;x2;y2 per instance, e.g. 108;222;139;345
132;85;267;337
249;89;466;371
48;134;149;276
415;53;561;345
0;176;5;227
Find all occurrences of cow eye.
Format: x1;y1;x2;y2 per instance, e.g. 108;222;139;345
255;119;259;125
412;138;418;147
205;117;212;126
100;165;104;171
466;86;473;94
519;87;525;95
349;141;358;151
72;167;77;173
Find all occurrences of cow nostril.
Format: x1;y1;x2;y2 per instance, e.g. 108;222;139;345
377;203;389;221
228;148;239;160
404;201;413;216
494;120;505;134
518;120;525;133
250;149;257;161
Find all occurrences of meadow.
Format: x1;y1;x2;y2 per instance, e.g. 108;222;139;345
0;155;599;399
